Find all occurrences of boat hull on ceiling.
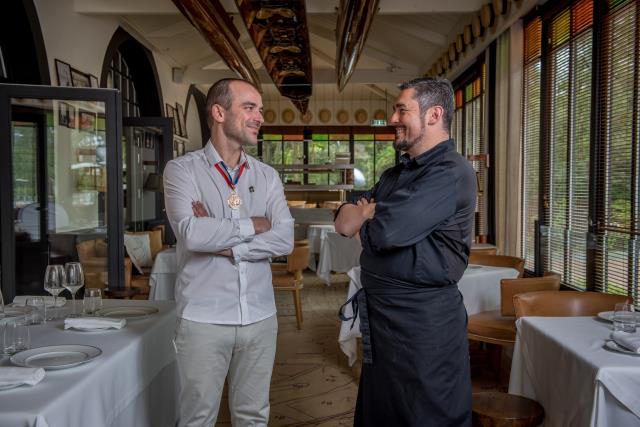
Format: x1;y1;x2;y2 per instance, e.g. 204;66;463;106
235;0;313;114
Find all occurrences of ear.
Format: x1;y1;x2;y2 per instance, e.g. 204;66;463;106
211;104;225;123
426;106;444;126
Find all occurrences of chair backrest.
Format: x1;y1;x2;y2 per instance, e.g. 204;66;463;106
500;275;561;316
287;244;310;275
468;254;525;277
513;291;630;318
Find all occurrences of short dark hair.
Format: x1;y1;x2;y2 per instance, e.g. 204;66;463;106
398;77;454;132
205;78;257;127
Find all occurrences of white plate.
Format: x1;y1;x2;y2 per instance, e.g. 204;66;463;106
95;306;158;320
67;326;118;333
597;311;640;322
467;264;484;270
604;340;640;356
10;345;102;370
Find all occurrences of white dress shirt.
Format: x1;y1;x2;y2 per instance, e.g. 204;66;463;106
163;142;294;325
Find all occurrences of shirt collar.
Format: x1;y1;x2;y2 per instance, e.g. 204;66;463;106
400;138;455;168
205;139;249;171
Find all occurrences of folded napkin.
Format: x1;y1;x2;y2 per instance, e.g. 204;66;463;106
13;295;66;307
611;331;640;353
64;317;126;330
0;367;45;388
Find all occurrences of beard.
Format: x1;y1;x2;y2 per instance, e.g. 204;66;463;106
393;124;425;152
222;120;257;146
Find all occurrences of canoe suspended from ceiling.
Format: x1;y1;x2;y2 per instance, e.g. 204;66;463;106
234;0;313;114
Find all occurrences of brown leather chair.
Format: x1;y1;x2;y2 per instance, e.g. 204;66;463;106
513;291;630;318
467;274;561;380
76;238;132;290
271;245;310;330
470;246;498;256
468;254;525;278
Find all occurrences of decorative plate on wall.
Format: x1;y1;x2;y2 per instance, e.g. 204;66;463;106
300;110;312;123
264;109;276;123
318;109;331;123
373;109;386;120
355;109;368;124
282;108;295;124
337;109;349;124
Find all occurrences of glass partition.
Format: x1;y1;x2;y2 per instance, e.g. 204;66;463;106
0;85;121;300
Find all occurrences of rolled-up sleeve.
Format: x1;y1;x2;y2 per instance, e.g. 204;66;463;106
360;164;457;252
164;160;255;253
231;169;294;262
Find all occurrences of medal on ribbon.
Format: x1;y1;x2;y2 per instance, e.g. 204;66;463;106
214;161;247;209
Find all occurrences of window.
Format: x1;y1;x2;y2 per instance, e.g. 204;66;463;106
541;0;593;289
453;63;488;242
107;51;140;117
353;133;395;190
521;17;542;273
594;0;640;300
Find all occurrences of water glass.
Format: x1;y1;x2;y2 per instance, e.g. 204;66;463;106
613;303;636;333
3;320;30;355
26;296;46;325
83;289;103;316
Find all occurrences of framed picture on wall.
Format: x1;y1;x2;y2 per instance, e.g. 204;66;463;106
90;75;99;88
79;110;96;131
55;59;72;87
166;103;180;136
68;104;77;129
176;103;188;138
71;68;91;88
58;102;69;127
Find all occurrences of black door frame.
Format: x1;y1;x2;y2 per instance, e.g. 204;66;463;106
122;116;175;244
0;84;122;300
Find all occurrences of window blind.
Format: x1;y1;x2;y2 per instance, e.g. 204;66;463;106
521;17;542;272
541;0;593;289
594;0;639;301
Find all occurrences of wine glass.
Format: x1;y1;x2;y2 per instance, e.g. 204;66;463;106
44;264;65;319
64;262;85;318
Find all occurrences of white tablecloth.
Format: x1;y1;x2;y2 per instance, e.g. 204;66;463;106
0;300;178;427
149;248;177;301
338;264;519;366
316;232;362;285
509;316;640;427
306;224;335;271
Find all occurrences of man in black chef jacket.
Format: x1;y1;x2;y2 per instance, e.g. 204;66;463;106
336;77;475;426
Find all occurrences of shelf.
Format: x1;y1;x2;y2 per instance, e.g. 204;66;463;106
284;185;353;191
274;163;354;171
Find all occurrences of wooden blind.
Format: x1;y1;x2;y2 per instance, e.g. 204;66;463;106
594;0;639;301
542;0;593;288
521;17;542;272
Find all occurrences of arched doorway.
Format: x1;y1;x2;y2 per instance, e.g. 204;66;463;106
0;0;50;84
184;84;208;150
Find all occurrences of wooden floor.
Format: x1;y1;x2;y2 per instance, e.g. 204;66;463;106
215;272;504;426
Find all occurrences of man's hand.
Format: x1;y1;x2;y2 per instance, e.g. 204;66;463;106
192;201;208;217
191;201;233;258
356;197;376;219
251;217;271;234
335;198;376;237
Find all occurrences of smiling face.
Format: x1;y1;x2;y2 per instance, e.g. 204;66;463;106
220;81;264;147
390;88;426;153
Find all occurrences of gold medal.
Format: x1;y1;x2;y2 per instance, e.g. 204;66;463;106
227;191;242;209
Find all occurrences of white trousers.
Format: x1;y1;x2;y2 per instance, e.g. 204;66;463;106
175;315;278;427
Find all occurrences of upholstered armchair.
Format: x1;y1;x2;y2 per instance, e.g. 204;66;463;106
124;228;167;298
76;239;132;289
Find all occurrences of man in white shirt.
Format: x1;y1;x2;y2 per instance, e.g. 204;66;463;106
163;78;294;426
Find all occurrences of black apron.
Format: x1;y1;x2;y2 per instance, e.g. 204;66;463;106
351;269;471;427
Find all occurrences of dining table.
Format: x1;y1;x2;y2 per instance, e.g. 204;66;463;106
509;316;640;426
316;232;362;285
0;299;178;427
338;264;520;366
149;247;177;301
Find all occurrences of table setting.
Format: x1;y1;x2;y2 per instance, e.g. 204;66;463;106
0;261;178;427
